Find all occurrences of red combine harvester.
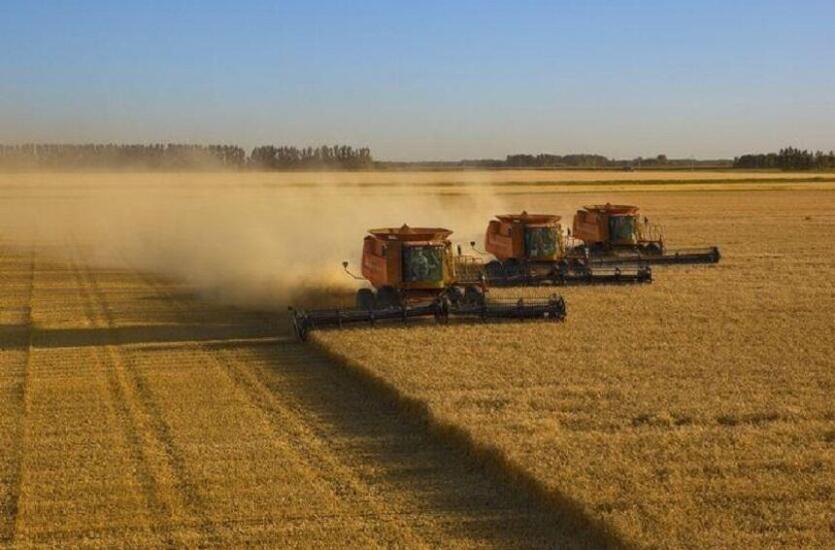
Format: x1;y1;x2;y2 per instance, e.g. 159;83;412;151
570;204;720;265
355;226;485;308
290;224;566;340
482;212;652;285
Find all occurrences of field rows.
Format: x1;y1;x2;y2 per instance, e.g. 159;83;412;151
1;176;833;548
0;240;597;547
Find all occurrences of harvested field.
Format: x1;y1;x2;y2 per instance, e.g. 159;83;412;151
0;172;833;547
0;238;599;547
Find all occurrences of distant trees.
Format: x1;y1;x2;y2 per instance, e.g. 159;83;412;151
505;153;610;168
248;145;372;169
24;143;830;171
501;152;706;169
0;143;372;171
733;147;835;171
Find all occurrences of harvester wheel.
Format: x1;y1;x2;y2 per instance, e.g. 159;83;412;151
356;288;376;310
376;286;401;309
485;260;504;279
503;259;520;278
566;257;587;272
445;286;464;305
547;266;565;285
464;286;485;306
589;243;606;256
433;297;451;324
643;242;663;256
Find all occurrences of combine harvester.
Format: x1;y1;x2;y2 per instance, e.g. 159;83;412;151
290;225;566;340
481;212;653;286
569;204;721;265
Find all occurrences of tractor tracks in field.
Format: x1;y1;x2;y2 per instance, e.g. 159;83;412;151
215;349;438;544
129;269;435;546
0;246;35;545
128;269;608;548
66;244;222;546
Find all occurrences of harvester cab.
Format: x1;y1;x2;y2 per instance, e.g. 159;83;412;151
572;204;662;254
355;225;485;309
570;203;721;265
289;224;567;340
481;211;652;286
485;212;565;266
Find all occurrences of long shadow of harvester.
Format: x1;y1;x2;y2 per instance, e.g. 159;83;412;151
0;322;282;350
0;325;29;349
243;336;626;548
35;323;280;349
1;280;625;547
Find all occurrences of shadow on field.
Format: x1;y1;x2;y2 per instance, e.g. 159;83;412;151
55;302;623;546
0;324;28;349
0;322;283;350
14;249;623;549
31;323;281;349
241;337;623;548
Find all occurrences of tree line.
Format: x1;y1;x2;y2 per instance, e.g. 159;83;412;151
733;147;835;170
9;143;833;171
249;145;372;169
489;153;728;169
0;143;373;170
505;153;611;168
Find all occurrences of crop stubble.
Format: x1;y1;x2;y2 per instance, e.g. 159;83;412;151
1;173;833;548
0;235;588;547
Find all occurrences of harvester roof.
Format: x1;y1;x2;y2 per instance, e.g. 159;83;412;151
495;211;561;224
368;224;452;242
581;203;639;215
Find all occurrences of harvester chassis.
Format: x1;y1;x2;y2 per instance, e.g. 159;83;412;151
357;283;487;310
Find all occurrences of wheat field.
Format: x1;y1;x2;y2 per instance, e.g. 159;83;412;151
0;172;833;547
316;188;835;548
0;239;599;547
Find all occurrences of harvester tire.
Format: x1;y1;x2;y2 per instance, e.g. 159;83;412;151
503;259;520;278
356;288;376;310
485;260;504;279
376;286;401;309
643;242;663;256
464;286;485;306
445;286;464;305
433;297;451;324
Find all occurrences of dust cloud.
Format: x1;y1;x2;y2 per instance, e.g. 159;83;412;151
0;173;511;310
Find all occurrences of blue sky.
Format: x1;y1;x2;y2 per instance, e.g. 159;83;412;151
1;0;833;160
